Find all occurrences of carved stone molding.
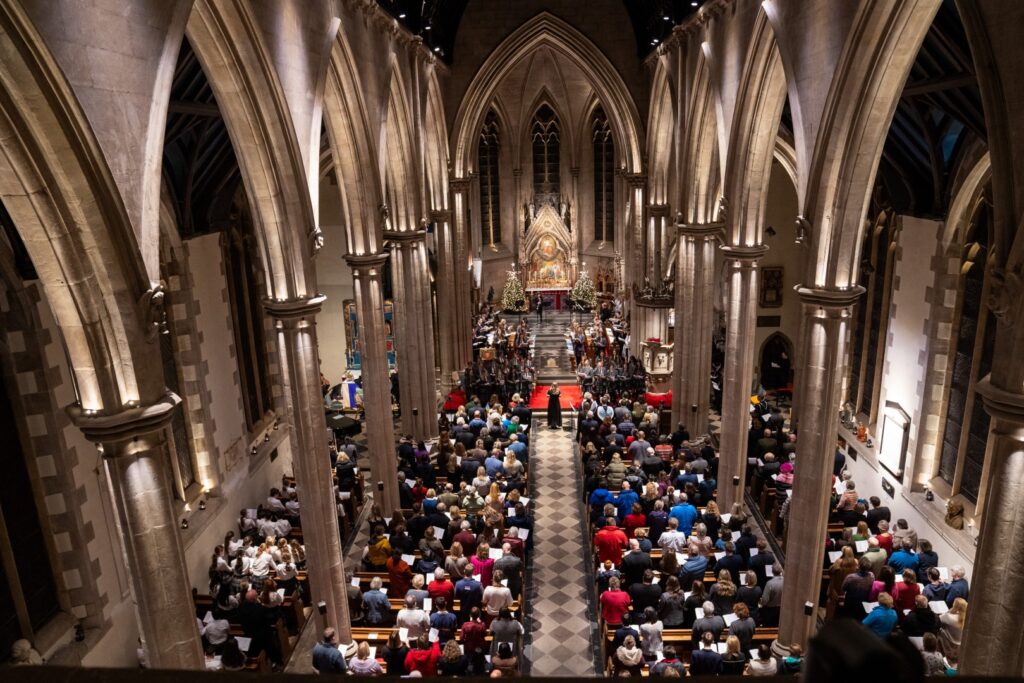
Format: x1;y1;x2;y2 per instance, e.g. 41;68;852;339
140;282;168;342
262;294;327;320
976;376;1024;424
67;391;180;444
720;244;769;262
988;265;1023;327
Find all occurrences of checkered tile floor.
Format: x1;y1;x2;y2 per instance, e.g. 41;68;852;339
524;425;601;677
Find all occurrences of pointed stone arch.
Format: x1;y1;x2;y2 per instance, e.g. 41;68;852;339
647;57;675;206
0;2;163;412
382;60;421;232
186;0;318;299
452;12;643;179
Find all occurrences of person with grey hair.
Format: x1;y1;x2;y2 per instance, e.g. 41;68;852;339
691;600;725;644
396;594;430;640
362;576;391;626
945;565;969;606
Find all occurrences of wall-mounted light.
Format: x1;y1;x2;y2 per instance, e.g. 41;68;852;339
264;433;271;443
199;500;207;511
251;446;258;455
765;225;777;238
181;519;189;530
273;422;280;431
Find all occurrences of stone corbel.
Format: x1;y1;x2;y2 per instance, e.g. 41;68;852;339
988;264;1024;328
140;282;168;342
309;225;324;256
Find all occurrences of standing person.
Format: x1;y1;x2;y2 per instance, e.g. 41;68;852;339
312;628;348;674
546;382;562;429
534;294;544;323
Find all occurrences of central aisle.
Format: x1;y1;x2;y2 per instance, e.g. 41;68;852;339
525;423;601;676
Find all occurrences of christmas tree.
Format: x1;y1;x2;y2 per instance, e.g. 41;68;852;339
571;266;596;311
501;266;528;312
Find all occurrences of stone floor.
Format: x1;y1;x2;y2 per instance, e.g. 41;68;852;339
524;424;602;677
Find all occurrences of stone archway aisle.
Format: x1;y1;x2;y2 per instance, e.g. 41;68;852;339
524;317;602;676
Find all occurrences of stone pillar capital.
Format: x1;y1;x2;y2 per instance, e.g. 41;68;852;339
383;229;428;244
677;220;724;239
720;243;769;262
67;392;180;445
648;203;670;217
794;285;864;313
344;252;390;273
450;177;471;192
262;293;327;320
976;377;1024;425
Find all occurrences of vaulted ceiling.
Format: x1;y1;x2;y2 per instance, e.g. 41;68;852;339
373;0;705;62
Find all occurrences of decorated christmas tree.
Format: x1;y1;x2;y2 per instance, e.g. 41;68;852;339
501;266;528;312
571;266;597;311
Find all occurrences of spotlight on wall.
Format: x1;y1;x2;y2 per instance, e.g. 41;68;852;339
765;225;777;238
199;500;207;511
804;601;814;616
273;422;280;431
925;487;934;502
733;476;740;486
264;432;271;443
181;518;189;530
317;601;327;615
251;446;258;455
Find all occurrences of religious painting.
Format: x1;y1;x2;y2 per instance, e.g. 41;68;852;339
525;205;572;290
344;300;396;369
760;266;784;308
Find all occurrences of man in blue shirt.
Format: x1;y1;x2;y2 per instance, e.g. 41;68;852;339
615;481;639;521
312;627;347;673
507;434;527;461
428;596;458;644
886;540;920;574
485;449;504;478
689;631;723;675
468;411;486;436
455;567;483;622
669;494;699;535
945;566;969;606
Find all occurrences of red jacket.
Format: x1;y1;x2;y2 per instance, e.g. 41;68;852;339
404;641;441;676
595;525;629;566
387;557;414;598
427;579;455;607
501;536;526;559
623;513;647;538
460;619;487;655
600;589;632;626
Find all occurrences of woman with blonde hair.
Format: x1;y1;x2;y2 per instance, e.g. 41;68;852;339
503;450;523;479
471;467;490;497
721;634;746;675
939;597;966;662
347;641;383;675
709;568;738;615
701;500;723;540
613;634;644;675
470;542;495;587
437;638;468;675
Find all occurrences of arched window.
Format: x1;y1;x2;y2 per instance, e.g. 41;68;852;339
592;107;614;242
531;104;560;199
937;200;995;503
847;211;898;421
478;110;501;247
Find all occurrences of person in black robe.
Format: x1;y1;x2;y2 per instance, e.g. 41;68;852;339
547;382;562;429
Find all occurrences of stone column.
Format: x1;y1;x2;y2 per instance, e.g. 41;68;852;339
774;287;861;654
625;174;647;355
647;204;669;283
672;221;720;435
959;378;1024;675
345;254;400;516
432;209;457;393
451;179;474;369
386;230;437;441
717;244;768;511
264;295;351;642
69;394;204;669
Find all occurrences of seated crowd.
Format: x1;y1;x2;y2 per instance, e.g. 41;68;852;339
333;397;534;676
580;394;970;677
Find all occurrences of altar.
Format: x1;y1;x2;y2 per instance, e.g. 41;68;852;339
526;288;570;310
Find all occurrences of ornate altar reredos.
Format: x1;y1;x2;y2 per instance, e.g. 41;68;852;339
524;203;573;289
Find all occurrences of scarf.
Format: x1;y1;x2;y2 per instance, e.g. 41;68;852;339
616;645;644;667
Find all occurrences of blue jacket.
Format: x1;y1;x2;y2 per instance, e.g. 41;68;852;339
455;577;483;616
363;589;391;625
669;503;699;535
887;549;919;573
590;488;615;510
946;578;969;606
862;606;897;638
312;641;348;673
616;490;640;520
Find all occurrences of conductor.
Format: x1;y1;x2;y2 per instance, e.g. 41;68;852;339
534;294;546;323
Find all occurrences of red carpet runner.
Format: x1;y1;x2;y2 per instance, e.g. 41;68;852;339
528;384;583;410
